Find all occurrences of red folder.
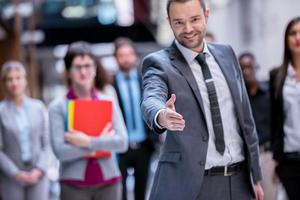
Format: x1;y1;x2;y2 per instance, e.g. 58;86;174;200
68;99;113;158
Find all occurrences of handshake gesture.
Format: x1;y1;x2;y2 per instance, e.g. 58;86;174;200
157;94;185;131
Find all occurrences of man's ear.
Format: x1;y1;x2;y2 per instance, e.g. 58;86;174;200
204;8;210;24
167;16;171;26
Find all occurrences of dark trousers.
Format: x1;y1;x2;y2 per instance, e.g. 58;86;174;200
276;160;300;200
60;182;122;200
197;168;253;200
119;145;151;200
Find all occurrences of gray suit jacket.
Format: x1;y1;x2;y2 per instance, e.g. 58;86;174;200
48;91;128;181
0;96;49;178
141;42;262;200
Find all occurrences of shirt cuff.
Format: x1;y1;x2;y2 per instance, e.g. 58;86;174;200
154;109;165;130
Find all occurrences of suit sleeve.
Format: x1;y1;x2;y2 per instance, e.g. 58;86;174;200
141;55;168;134
89;98;128;153
228;45;262;183
49;100;93;162
35;103;50;172
0;116;20;177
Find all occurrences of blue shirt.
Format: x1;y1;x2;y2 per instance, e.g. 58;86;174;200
13;104;32;162
116;70;146;143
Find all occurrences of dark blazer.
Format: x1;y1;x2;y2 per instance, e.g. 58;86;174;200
141;42;262;200
269;68;286;162
112;72;157;152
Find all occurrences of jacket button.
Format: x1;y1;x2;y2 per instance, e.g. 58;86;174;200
200;161;205;166
202;136;208;142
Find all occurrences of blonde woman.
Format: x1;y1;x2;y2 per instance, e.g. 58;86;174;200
0;61;49;200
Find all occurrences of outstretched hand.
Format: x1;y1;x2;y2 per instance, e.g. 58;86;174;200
157;94;185;131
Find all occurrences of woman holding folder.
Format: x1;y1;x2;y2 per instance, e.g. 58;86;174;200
49;41;128;200
0;61;49;200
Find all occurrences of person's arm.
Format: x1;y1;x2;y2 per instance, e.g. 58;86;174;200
140;55;168;134
49;100;93;162
35;103;50;173
88;99;128;153
0;116;21;178
141;54;185;134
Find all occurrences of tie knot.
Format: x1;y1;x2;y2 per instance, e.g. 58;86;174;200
195;53;206;65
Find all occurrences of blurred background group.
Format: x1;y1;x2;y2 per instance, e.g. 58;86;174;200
0;0;300;200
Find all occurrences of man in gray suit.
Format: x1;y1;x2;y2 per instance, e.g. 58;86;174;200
141;0;264;199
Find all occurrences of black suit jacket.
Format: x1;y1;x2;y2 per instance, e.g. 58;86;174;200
269;68;286;162
112;72;157;152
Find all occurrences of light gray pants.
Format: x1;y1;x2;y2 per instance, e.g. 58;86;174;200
197;168;253;200
0;174;49;200
60;181;122;200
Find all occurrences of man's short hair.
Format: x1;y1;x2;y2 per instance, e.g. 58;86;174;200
113;37;136;56
166;0;206;17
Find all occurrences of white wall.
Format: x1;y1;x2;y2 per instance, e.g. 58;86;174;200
154;0;300;81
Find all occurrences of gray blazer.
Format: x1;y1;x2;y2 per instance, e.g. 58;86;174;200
141;42;262;200
48;91;128;181
0;96;49;177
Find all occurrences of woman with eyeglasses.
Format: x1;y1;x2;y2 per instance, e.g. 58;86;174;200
49;41;128;200
0;61;49;200
270;16;300;200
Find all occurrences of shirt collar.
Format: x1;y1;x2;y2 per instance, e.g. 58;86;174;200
287;63;296;78
118;69;138;80
5;95;28;109
66;88;98;100
175;39;211;64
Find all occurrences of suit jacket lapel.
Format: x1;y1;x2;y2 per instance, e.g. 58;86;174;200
169;43;207;125
3;99;22;147
208;44;245;125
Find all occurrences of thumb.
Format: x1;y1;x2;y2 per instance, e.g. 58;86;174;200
166;94;176;110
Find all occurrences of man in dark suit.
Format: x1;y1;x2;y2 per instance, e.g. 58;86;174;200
112;37;156;200
141;0;264;199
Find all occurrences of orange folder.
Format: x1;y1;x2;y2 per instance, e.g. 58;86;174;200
68;99;113;158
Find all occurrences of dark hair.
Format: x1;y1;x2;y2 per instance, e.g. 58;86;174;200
113;37;136;56
166;0;206;17
275;16;300;95
238;52;255;62
64;41;108;90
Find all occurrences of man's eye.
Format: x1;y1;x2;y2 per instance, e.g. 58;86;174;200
192;18;200;22
174;21;183;25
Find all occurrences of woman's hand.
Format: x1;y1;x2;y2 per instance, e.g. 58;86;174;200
65;130;92;147
28;168;43;184
65;123;115;147
15;171;39;185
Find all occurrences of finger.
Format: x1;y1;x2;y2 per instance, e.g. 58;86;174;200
68;129;76;134
168;126;185;131
107;129;115;135
64;134;73;142
168;117;185;123
101;122;112;135
170;121;185;127
166;94;176;110
166;111;183;119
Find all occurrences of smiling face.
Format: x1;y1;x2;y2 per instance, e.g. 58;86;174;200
287;21;300;56
69;55;96;90
168;0;209;52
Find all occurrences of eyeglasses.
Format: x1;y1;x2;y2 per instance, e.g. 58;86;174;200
71;63;95;72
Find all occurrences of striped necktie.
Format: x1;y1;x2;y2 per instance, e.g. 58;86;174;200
195;53;225;155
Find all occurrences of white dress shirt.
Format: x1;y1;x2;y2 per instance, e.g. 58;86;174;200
283;64;300;152
157;40;245;169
